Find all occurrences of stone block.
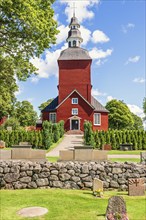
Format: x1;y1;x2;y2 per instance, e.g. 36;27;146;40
93;178;103;192
12;148;31;159
74;149;92;161
59;150;74;161
0;149;11;160
30;150;46;159
140;152;146;163
128;178;145;196
92;150;107;161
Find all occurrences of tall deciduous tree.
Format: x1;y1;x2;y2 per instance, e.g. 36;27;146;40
105;99;134;130
0;0;58;118
38;99;53;112
143;97;146;121
13;101;38;126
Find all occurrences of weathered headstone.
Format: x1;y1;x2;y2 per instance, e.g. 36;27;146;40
0;140;5;149
106;196;129;220
140;152;146;164
93;178;103;192
128;178;145;196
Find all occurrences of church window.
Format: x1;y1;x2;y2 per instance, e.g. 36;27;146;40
69;42;71;47
72;108;78;115
73;40;76;47
72;98;78;104
49;113;56;123
94;113;101;125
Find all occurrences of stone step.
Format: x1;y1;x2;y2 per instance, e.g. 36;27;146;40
66;130;84;135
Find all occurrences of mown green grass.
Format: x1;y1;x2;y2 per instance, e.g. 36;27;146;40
109;158;140;163
108;150;145;155
0;189;145;220
47;156;59;162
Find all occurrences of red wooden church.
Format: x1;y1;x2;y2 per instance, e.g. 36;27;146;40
42;15;108;132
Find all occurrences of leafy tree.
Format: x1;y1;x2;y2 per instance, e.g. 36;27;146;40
105;99;134;130
38;99;54;112
3;117;20;130
42;121;53;149
13;101;38;126
131;113;143;130
0;0;58;118
143;97;146;121
53;123;60;143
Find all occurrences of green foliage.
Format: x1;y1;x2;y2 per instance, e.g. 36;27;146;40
143;97;146;121
58;120;65;138
105;100;134;130
84;121;94;146
2;117;20;130
42;121;53;149
52;123;60;143
131;113;144;130
0;0;58;118
13;101;38;126
38;99;53;111
84;125;146;150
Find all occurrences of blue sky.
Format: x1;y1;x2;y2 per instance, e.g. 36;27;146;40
16;0;145;122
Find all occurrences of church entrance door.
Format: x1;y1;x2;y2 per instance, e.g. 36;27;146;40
71;120;79;130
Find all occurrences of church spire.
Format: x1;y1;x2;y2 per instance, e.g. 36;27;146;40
66;8;83;48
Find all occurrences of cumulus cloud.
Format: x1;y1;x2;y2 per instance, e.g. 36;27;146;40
125;56;140;65
56;25;69;44
92;30;110;43
133;77;145;83
89;48;113;60
60;0;100;23
106;96;115;102
92;88;107;97
121;23;135;33
30;44;68;82
80;26;91;46
127;104;144;119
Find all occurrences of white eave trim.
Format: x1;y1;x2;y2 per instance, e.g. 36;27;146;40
56;89;95;110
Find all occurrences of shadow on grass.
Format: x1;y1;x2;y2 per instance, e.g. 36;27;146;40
97;214;105;217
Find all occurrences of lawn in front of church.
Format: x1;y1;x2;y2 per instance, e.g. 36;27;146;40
1;189;145;220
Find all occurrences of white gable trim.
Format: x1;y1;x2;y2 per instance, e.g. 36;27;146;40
56;89;94;109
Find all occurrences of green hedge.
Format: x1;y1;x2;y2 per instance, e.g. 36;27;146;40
0;120;64;150
84;121;146;150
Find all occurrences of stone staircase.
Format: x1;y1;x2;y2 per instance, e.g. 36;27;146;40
66;130;84;135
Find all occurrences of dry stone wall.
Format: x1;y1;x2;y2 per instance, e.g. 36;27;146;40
0;161;145;190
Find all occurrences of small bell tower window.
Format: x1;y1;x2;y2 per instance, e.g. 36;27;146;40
73;40;76;47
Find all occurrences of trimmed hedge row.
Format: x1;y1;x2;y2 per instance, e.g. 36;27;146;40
0;120;64;149
84;121;146;150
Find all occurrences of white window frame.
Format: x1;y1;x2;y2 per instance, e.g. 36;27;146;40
49;113;56;123
72;108;78;115
94;113;101;126
72;98;78;104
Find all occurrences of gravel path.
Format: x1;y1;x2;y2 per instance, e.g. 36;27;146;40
46;134;84;157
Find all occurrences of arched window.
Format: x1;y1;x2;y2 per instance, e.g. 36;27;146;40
73;40;76;47
69;42;71;47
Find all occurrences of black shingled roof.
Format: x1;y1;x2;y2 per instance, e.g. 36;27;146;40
42;96;58;112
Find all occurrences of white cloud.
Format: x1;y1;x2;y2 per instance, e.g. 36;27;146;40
15;87;23;96
96;59;107;66
80;26;91;46
125;55;140;65
61;0;100;23
30;44;68;81
92;88;107;97
127;104;144;119
56;25;69;44
27;97;34;102
133;77;145;83
92;30;110;43
106;96;115;102
121;23;135;33
89;48;113;60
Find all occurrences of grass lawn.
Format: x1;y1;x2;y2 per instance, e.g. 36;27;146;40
108;150;145;155
47;156;59;163
0;189;145;220
109;158;140;163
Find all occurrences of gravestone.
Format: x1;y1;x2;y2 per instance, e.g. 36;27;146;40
102;144;112;151
106;196;129;220
0;140;5;148
93;178;103;192
140;152;146;164
128;178;145;196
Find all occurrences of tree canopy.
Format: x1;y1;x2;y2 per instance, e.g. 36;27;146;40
13;101;38;126
0;0;58;118
143;97;146;121
38;98;54;112
105;99;135;130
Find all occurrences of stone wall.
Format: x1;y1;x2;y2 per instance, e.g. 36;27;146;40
0;161;145;190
